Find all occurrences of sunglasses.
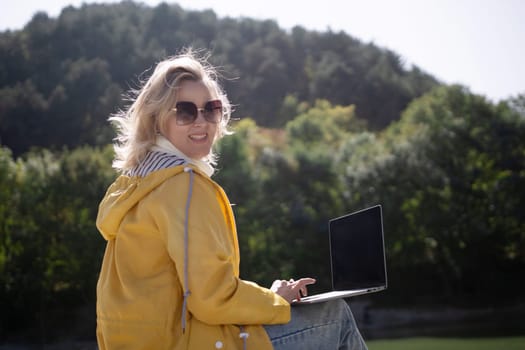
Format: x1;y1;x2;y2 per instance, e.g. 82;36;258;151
171;100;223;125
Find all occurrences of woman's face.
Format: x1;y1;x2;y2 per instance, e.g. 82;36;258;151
165;80;219;160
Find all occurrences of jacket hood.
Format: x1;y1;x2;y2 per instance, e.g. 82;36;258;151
96;166;191;241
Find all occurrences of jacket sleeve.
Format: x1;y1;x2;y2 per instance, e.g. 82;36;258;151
151;171;291;326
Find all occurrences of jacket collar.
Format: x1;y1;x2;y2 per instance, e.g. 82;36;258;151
152;135;214;177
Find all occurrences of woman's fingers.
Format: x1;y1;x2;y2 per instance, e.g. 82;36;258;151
294;278;316;290
291;278;316;300
272;277;317;302
300;285;307;297
298;277;316;286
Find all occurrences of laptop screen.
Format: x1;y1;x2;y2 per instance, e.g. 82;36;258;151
329;205;387;290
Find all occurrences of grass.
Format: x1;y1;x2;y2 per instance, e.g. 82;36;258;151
367;336;525;350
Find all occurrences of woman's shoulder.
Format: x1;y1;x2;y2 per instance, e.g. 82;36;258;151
146;165;218;199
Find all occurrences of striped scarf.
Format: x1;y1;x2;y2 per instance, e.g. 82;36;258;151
128;135;214;177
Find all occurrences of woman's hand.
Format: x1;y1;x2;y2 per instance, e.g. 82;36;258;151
270;277;316;303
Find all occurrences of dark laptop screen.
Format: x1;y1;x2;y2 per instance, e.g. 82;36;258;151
329;205;387;290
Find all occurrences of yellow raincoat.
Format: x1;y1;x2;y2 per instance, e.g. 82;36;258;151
96;165;290;349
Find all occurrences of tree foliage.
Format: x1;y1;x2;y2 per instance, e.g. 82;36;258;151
339;85;525;303
0;1;438;156
0;146;114;340
0;1;523;343
1;85;524;341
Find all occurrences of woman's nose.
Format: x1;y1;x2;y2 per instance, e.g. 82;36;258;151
193;110;207;124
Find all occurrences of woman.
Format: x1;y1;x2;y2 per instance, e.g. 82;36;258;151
96;49;368;349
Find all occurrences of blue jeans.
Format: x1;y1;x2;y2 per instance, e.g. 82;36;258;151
264;299;368;350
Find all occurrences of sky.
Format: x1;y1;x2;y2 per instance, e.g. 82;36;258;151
1;0;524;102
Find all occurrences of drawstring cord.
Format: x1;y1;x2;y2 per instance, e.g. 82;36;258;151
181;167;194;333
239;326;249;350
180;167;250;349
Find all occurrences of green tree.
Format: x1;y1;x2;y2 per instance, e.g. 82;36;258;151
0;81;48;155
1;1;439;152
0;146;114;340
342;85;525;303
46;58;121;148
286;99;366;149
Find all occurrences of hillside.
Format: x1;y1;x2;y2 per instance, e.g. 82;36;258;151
0;1;438;155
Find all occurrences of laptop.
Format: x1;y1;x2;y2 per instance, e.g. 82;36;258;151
294;205;387;304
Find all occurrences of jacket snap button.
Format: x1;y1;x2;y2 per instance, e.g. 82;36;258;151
215;340;223;349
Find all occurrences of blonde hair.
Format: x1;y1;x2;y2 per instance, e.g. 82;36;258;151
110;49;232;172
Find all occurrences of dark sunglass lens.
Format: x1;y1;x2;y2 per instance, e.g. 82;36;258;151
175;102;197;125
203;100;223;123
